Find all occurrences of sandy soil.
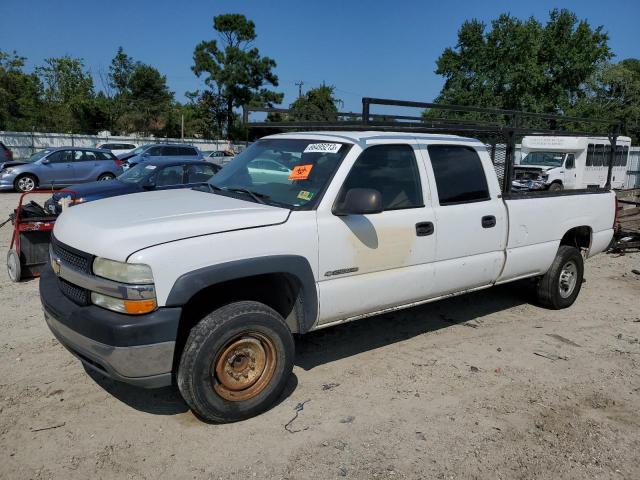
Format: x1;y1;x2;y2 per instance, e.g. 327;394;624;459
0;190;639;480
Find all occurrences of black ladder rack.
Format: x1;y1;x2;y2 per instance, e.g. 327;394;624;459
242;97;623;194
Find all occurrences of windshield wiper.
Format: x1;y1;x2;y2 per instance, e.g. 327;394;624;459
223;187;269;204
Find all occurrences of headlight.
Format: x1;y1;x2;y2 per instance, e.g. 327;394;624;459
91;292;157;315
539;173;549;181
92;257;154;284
3;168;15;175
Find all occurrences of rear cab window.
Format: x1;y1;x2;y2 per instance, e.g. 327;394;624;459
427;145;490;205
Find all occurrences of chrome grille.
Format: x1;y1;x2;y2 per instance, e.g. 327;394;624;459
51;236;92;273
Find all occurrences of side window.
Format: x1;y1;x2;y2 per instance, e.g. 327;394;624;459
565;154;575;169
47;151;69;163
594;144;604;167
147;146;163;156
186;164;217;183
81;151;98;161
428;145;490;205
177;147;197;156
586;144;594;166
155;165;184;186
338;144;423;211
95;151;112;160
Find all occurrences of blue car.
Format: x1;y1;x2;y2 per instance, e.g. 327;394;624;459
44;159;220;214
0;147;123;193
119;143;203;169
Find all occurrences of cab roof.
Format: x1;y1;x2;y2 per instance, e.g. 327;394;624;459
263;131;482;145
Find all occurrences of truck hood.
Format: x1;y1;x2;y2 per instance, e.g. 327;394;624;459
53;188;291;261
514;165;557;172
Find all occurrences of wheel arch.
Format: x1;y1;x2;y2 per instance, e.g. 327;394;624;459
14;171;39;188
166;256;317;367
560;225;592;253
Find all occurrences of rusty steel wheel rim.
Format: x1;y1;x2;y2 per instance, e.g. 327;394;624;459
212;332;277;401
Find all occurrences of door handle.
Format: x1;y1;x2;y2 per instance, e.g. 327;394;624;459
416;221;434;236
482;215;496;228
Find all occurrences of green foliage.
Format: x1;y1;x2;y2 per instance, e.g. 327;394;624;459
192;13;283;138
36;56;96;132
429;9;612;121
572;59;640;141
0;50;43;131
289;85;342;121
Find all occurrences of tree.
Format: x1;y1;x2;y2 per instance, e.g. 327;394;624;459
429;9;611;118
36;56;95;132
192;13;283;137
0;50;43;131
288;84;342;121
109;47;136;97
572;59;640;141
117;64;173;135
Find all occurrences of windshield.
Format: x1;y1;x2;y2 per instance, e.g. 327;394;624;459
208;139;351;208
521;151;566;167
28;149;53;162
128;145;149;156
117;163;155;183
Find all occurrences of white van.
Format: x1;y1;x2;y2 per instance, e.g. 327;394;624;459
513;136;630;191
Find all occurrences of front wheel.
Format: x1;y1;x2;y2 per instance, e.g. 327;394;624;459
177;301;294;423
536;245;584;309
98;173;115;181
548;182;563;192
14;174;37;193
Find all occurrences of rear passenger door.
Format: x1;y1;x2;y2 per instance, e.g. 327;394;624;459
421;144;507;294
316;143;438;324
71;150;103;182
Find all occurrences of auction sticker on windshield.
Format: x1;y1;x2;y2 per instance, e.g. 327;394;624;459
303;143;342;154
289;164;313;180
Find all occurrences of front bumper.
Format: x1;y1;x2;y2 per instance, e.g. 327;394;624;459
40;265;181;388
0;176;16;190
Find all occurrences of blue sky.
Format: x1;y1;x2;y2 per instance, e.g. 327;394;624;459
1;0;639;112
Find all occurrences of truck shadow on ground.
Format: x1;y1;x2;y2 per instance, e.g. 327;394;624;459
295;281;533;371
85;281;532;416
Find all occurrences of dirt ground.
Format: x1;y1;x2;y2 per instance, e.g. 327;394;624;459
0;190;639;480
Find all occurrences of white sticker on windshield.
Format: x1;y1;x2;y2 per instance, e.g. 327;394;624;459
303;143;342;154
145;165;157;170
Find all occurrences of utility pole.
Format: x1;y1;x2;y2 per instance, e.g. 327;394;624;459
181;114;184;141
295;81;304;98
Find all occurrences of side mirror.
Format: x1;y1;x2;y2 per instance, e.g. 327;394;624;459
142;152;150;157
333;188;383;216
142;177;156;190
41;158;50;164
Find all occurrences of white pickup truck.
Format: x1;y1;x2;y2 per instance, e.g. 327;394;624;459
40;131;616;422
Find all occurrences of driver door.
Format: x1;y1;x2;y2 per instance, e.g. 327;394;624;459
563;153;576;189
316;143;438;325
39;149;76;186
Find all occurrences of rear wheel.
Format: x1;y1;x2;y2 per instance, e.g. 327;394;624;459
97;173;115;181
14;174;37;193
536;245;584;309
177;301;294;423
6;250;21;282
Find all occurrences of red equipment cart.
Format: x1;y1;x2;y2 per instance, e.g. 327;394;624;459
5;190;73;282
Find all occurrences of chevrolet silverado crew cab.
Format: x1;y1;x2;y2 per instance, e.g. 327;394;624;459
40;131;616;422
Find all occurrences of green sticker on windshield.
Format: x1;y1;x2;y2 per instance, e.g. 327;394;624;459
297;190;314;201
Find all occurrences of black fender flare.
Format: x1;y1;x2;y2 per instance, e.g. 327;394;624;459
165;255;318;333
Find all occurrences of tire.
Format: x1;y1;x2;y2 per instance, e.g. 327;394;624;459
548;182;563;191
7;250;21;282
14;174;37;193
177;301;294;423
98;173;115;181
536;245;584;309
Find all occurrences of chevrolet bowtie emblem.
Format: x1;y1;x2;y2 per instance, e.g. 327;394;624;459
52;257;61;276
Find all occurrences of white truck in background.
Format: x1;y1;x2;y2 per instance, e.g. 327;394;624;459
513;136;631;191
40;131;617;423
